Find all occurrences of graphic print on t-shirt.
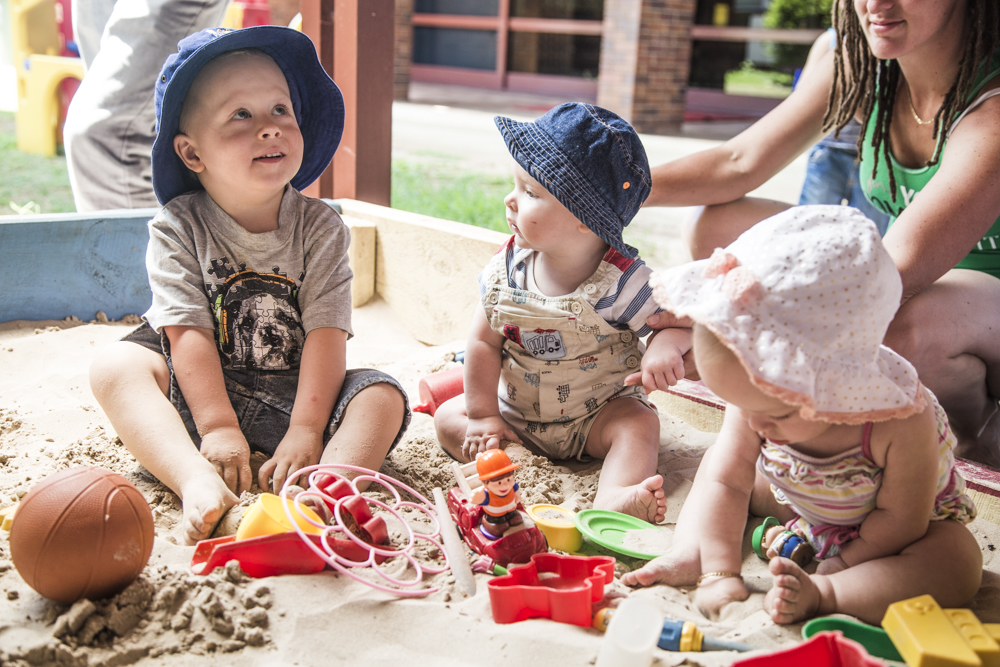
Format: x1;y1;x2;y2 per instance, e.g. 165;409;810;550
206;257;305;370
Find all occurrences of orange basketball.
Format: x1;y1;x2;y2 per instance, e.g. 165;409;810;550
9;467;155;604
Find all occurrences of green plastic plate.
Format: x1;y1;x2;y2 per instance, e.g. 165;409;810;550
802;617;904;662
573;509;665;560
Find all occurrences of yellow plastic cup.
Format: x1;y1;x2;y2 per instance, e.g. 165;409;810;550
236;493;324;540
527;504;583;553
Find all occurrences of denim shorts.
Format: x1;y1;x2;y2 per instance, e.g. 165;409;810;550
798;144;890;237
123;323;410;454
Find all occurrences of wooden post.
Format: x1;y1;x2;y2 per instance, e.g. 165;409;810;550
300;0;393;206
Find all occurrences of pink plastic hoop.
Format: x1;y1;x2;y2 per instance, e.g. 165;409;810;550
279;464;449;596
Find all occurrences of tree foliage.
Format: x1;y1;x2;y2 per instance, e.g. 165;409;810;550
763;0;833;30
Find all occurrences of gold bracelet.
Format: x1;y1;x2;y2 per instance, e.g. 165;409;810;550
697;571;742;586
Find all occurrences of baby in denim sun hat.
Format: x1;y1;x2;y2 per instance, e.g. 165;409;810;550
89;26;410;545
434;103;692;525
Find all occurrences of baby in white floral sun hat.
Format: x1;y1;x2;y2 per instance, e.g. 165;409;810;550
621;205;979;627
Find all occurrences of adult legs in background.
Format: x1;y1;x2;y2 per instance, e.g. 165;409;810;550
65;0;228;211
884;268;1000;468
799;144;891;236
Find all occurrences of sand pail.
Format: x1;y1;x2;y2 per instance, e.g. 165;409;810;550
527;504;582;552
236;493;325;540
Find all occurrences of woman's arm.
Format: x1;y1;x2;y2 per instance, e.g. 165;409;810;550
882;94;1000;302
645;50;835;207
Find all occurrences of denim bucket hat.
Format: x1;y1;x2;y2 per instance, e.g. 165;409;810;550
152;26;345;205
495;103;651;258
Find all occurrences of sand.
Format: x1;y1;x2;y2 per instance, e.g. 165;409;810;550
1;307;998;667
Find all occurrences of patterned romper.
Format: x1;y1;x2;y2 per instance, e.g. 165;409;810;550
479;237;662;460
757;395;977;558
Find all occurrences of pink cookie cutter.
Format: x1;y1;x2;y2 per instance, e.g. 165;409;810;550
487;553;616;627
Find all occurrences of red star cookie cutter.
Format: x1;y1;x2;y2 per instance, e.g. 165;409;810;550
487;553;616;627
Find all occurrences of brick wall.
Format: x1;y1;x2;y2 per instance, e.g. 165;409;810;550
597;0;696;134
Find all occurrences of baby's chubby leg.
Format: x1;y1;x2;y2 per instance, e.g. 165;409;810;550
433;395;470;461
90;342;237;544
585;398;666;524
319;381;406;490
765;519;982;625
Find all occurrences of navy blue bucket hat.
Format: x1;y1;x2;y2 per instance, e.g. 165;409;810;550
152;26;345;205
495;103;651;258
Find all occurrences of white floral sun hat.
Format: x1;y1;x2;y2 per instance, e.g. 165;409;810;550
650;205;926;424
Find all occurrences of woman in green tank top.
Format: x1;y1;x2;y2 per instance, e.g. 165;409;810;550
640;0;1000;470
627;0;999;626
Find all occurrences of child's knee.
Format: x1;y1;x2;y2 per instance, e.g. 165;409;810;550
89;341;170;398
355;381;407;424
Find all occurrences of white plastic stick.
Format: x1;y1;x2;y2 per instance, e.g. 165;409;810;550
432;487;476;597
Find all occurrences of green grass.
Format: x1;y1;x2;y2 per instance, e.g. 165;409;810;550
0;112;76;215
0;112;513;231
391;159;511;233
724;62;794;99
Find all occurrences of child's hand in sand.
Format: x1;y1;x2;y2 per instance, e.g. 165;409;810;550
258;424;324;493
694;576;749;620
463;416;521;460
200;425;253;495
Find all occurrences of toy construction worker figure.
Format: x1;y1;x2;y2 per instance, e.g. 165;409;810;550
470;450;523;540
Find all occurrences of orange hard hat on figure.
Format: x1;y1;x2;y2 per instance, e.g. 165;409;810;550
476;449;519;482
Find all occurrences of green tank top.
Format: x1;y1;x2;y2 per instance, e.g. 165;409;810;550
860;49;1000;278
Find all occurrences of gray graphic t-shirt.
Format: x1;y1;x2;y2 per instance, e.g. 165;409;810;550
144;187;353;371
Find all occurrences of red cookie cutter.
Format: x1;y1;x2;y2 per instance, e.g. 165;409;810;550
732;631;885;667
487;553;616;627
313;473;389;546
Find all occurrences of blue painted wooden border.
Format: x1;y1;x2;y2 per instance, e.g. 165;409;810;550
0;209;158;322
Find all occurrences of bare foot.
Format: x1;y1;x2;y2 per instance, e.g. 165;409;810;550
620;547;699;588
764;557;832;624
179;472;239;545
594;474;667;523
695;576;749;620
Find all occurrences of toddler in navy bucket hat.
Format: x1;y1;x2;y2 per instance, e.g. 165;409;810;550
89;26;411;545
433;103;692;526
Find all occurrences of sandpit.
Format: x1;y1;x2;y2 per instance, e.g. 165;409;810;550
0;307;998;667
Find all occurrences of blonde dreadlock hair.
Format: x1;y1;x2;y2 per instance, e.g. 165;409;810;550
822;0;1000;203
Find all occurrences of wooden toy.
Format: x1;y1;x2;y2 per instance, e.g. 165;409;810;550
487;553;615;626
882;594;1000;667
